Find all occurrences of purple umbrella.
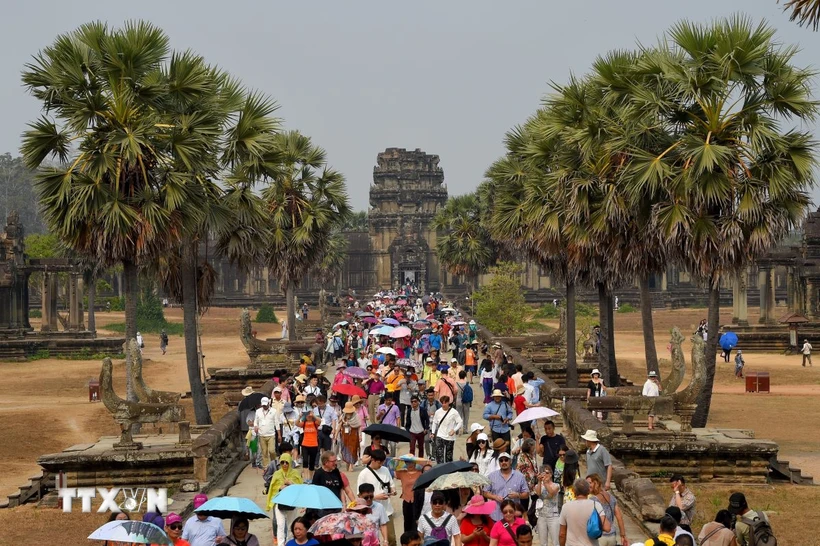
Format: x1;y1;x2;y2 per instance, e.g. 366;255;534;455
382;318;400;326
362;317;378;324
343;367;369;379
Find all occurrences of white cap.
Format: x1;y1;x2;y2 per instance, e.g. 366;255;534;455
450;357;458;363
260;397;270;405
498;452;512;460
476;433;489;442
273;386;283;392
469;423;485;433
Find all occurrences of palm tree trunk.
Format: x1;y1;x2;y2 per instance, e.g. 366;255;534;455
565;279;578;388
182;245;212;425
640;275;659;375
597;282;611;384
692;278;720;428
607;290;619;387
319;287;327;325
87;274;96;334
287;281;297;341
122;259;138;403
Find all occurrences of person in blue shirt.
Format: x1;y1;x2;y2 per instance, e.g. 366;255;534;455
483;389;513;443
285;517;319;546
429;329;443;352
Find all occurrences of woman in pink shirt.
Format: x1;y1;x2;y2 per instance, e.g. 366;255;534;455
489;500;527;546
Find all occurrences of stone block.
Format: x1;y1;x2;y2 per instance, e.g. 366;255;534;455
621;477;666;521
179;479;200;492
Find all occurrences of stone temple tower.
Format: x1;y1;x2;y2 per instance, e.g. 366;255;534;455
368;148;448;291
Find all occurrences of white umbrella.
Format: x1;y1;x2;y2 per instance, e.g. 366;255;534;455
89;521;171;545
512;406;559;424
440;307;456;313
376;347;398;356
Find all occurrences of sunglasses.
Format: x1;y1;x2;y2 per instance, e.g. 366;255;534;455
361;495;373;500
281;461;290;465
169;524;183;530
559;453;566;457
502;509;516;515
477;440;487;444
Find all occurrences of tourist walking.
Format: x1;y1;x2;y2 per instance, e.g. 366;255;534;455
421;388;441;460
802;338;813;366
395;459;428;534
698;510;737;546
558;479;610;546
480;358;497;403
298;412;320;479
265;453;303;546
419;492;462;546
642;371;662;430
182;494;227;546
432;395;463;463
358;449;397;546
312;451;355;511
159;329;169;355
313;395;337;454
162;513;191;546
404;395;429;457
456;370;473;434
469;433;494;475
483;453;529;521
135;331;144;354
253;397;282;469
488;499;528;546
537;420;566;471
582;430;612;490
339;402;361;471
668;475;696;527
586;369;607;421
460;495;494;546
588;473;628;546
734;350;745;379
356;484;390;545
535;466;561;546
483;389;514;443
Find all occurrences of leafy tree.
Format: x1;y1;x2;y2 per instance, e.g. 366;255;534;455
472;262;529;336
342;210;368;231
255;304;278;323
628;16;817;427
782;0;820;29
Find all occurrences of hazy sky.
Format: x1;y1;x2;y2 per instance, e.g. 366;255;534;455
2;1;820;210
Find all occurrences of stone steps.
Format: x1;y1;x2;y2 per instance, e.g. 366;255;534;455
4;472;48;508
769;457;815;485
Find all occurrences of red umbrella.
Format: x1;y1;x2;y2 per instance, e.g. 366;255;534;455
331;383;367;397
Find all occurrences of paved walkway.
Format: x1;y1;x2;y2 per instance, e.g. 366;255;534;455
226;355;648;546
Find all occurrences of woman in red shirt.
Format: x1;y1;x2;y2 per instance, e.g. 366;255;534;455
460;495;494;546
489;500;527;546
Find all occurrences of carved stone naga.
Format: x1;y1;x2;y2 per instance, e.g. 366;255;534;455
127;339;181;404
100;355;184;449
587;327;706;433
239;308;288;368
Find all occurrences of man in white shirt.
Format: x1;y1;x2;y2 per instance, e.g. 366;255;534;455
642;370;662;431
313;395;338;453
253;397;281;468
357;449;396;546
802;339;813;366
432;395;463;463
357;484;389;545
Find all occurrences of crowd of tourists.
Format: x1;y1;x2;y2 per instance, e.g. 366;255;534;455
101;289;776;546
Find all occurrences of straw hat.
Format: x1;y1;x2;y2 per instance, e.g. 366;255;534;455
491;438;509;452
350;395;363;405
515;385;526;396
241;386;254;397
343;402;356;414
295;394;306;403
491;389;504;398
295;374;308;382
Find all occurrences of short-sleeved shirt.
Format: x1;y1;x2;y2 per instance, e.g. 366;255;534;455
357;465;394;516
587;380;604;397
312;467;344;499
418;512;461;539
642;379;660;397
364;499;389;527
558;499;606;546
460;516;492;546
484;470;529;521
489;517;528;546
181;515;226;546
285;539;320;546
585;444;612;480
668;488;697;525
539;433;566;469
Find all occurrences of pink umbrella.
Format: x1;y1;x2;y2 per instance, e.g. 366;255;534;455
362;317;378;324
389;326;412;338
382;318;400;326
397;300;407;305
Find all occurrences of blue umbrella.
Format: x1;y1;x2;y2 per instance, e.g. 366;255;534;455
89;521;171;544
719;331;738;351
382;318;400;326
194;496;269;520
272;484;344;510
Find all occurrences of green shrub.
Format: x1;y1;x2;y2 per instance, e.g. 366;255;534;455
102;296;125;311
473;262;529;335
28;349;51;361
576;303;598;317
137;293;166;323
533;305;560;319
105;321;184;336
256;304;279;324
29;309;42;318
617;303;637;313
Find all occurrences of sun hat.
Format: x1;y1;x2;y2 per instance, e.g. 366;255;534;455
350;395;363;405
426;357;435;363
295;374;308;382
260;397;271;406
580;429;600;442
295;394;306;402
193;493;208;509
492;438;509;451
347;499;371;512
591;369;601;376
515;385;526;396
563;449;580;465
476;433;489;442
241;386;254;397
343;402;356;414
450;357;458;363
491;389;504;397
648;371;658;377
470;423;485;433
273;386;282;393
493;342;501;348
463;494;496;515
283;403;293;413
315;370;325;375
497;452;512;460
337;362;346;369
165;512;183;526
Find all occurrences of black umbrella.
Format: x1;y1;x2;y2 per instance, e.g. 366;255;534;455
362;424;411;443
238;392;266;413
420;328;433;335
413;461;473;490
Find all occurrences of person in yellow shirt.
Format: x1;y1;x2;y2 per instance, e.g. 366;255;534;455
422;358;441;388
645;515;677;546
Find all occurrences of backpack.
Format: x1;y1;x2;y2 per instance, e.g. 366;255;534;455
461;383;474;404
587;499;603;539
741;513;777;546
424;514;452;542
351;336;359;349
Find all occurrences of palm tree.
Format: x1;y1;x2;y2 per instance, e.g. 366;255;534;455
782;0;820;29
432;191;497;298
629;16;817;427
21;21;185;403
261;131;350;341
312;231;349;324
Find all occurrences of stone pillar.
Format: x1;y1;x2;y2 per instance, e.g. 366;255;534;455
661;271;668;291
41;272;59;332
766;268;776;323
758;268;770;324
732;275;739;324
68;273;80;331
737;269;748;326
